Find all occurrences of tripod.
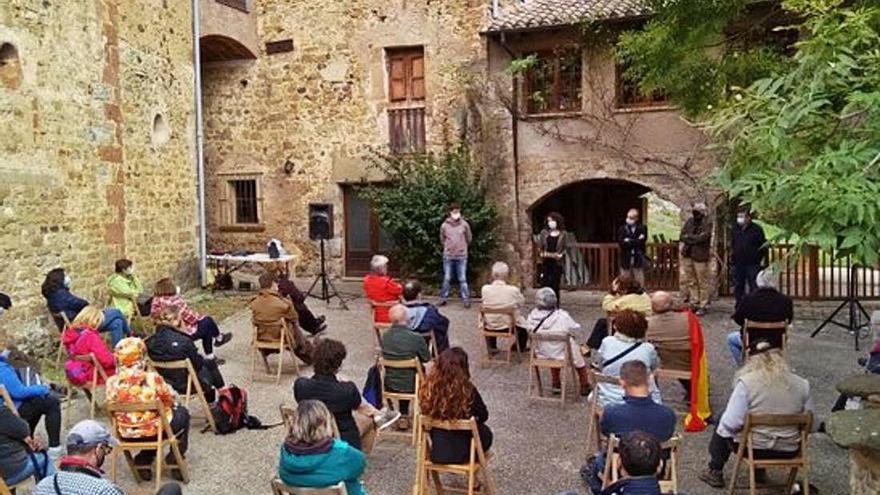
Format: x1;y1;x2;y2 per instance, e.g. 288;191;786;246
306;238;349;310
811;265;870;350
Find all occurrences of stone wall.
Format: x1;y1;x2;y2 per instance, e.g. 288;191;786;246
201;0;489;277
0;1;198;336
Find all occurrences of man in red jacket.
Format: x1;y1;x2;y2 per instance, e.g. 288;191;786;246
363;255;402;324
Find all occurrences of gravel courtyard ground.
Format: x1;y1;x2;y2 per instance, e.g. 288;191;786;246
63;280;867;495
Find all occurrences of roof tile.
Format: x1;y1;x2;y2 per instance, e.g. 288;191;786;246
486;0;646;33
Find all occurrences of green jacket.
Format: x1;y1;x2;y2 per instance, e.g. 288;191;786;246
107;273;143;318
381;325;430;393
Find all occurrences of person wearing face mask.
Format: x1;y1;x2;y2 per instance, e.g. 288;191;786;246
41;268;132;345
150;277;232;361
730;208;767;306
107;259;144;321
679;202;714;316
439;203;473;308
617;208;648;287
538;212;568;304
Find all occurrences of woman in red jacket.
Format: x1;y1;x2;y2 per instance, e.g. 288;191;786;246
63;306;116;387
362;255;402;324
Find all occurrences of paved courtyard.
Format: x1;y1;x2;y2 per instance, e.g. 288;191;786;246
64;280;866;495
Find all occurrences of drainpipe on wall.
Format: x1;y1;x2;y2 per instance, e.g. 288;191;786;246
192;0;208;287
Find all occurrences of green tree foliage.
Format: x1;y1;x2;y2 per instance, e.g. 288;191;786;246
359;145;499;280
618;0;880;265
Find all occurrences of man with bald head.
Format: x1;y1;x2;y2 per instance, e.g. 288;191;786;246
646;291;692;397
380;304;430;426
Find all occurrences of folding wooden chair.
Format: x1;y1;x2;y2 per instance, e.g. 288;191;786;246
252;319;300;384
742;320;789;362
148;359;217;433
602;433;681;492
50;310;71;366
271;478;348;495
423;330;438;358
373;322;391;353
478;306;520;365
728;413;812;495
378;357;425;446
415;416;495;495
64;353;109;428
106;400;190;492
585;370;620;456
527;331;578;407
279;404;296;431
0;384;17;415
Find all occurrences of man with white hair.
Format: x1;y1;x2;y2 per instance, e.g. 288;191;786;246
679;201;713;315
480;261;529;352
725;269;793;365
363;255;402;324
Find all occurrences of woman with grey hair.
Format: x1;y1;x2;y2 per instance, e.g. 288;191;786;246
363;254;403;324
277;400;369;495
526;287;590;395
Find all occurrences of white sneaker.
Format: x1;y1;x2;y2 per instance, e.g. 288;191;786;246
373;408;402;432
48;446;64;464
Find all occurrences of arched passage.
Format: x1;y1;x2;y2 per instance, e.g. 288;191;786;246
200;35;256;63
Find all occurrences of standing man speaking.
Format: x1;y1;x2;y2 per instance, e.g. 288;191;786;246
439;203;472;308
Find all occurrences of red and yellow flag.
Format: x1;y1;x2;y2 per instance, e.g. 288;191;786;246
683;310;712;432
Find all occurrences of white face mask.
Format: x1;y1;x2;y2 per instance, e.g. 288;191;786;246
0;307;5;318
125;267;134;276
175;286;181;296
547;220;557;230
626;218;637;226
450;212;461;221
736;216;747;226
63;275;72;288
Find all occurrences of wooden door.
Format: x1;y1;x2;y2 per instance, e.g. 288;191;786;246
343;187;395;277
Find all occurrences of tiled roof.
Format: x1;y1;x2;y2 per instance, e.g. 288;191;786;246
485;0;647;33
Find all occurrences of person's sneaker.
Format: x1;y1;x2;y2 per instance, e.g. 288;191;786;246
438;300;447;307
48;446;64;464
699;467;725;488
695;307;707;316
315;315;326;326
208;356;226;366
373;408;402;432
463;300;471;309
214;332;233;347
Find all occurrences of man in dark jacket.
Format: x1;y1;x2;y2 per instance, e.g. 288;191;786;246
402;280;450;353
731;208;767;305
726;269;792;365
276;271;326;335
617;209;648;287
679;202;713;315
146;305;225;403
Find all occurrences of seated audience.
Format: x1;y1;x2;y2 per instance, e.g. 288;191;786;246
597;310;661;408
0;402;55;487
0;343;63;462
526;287;589;396
147;305;225;403
150;277;232;360
363;255;402;324
251;272;313;365
646;291;692;397
105;338;190;481
278;400;368;495
601;431;670;495
276;270;326;336
588;273;652;349
587;361;676;493
699;341;815;488
32;420;122;495
419;347;493;464
381;305;431;425
107;259;144;321
480;261;529;352
42;267;131;346
63;306;116;388
402;280;450;353
726;269;793;366
294;339;399;454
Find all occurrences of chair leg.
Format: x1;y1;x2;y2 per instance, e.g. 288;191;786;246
155;446;163;494
110;447;118;483
250;348;257;383
275;350;284;384
64;386;73;429
169;438;190;483
727;449;743;495
785;467;798;493
560;367;567;407
431;470;445;495
467;467;476;495
748;462;756;495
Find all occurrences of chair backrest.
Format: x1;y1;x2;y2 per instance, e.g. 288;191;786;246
604;433;681;488
742;412;812;455
50;310;71;330
148;359;196;395
105;400;175;441
271;479;348;495
378;357;425;393
253;319;290;346
279;405;296;431
743;319;788;356
0;385;17;416
478;305;516;331
529;331;574;363
419;416;488;468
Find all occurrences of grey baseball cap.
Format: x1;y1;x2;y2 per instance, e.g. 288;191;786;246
66;420;119;448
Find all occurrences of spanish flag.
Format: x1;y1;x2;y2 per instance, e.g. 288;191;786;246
683;310;712;431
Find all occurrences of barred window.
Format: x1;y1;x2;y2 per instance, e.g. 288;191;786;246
219;174;263;229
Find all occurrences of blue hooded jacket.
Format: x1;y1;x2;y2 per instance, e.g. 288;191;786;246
45;288;89;325
278;439;367;495
0;358;50;408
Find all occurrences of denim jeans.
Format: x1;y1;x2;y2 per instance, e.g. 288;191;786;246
733;263;760;305
440;256;469;301
5;451;55;485
101;308;131;346
587;452;607;494
727;330;743;366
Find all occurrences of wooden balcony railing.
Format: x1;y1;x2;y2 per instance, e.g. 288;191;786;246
388;107;426;154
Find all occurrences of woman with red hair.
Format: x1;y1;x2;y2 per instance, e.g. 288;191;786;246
419;347;492;464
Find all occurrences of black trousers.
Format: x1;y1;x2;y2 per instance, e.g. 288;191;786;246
193;317;221;355
18;394;61;447
540;259;562;304
135;406;191;462
708;431;799;471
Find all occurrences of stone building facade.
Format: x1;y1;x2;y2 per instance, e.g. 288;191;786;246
0;1;198;331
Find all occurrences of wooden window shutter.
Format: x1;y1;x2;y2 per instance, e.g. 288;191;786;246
389;56;408;101
410;54;425;100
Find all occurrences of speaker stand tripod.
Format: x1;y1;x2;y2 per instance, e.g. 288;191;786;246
811;265;869;350
306;238;349;310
